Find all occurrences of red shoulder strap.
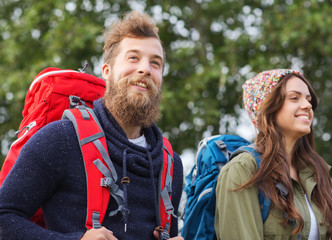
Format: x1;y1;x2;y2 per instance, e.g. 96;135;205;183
64;108;174;233
159;137;174;237
62;107;123;229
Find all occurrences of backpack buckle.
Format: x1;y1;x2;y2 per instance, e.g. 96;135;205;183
100;177;115;188
165;206;176;220
166;185;172;194
275;183;288;200
69;95;81;108
69;95;89;109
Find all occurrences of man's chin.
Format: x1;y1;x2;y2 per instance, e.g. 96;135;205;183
127;93;151;106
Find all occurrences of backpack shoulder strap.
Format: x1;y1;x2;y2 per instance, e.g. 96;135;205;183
157;137;175;239
62;106;124;229
230;145;271;222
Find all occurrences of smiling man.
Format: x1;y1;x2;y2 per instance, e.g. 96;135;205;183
0;11;183;240
103;37;163;137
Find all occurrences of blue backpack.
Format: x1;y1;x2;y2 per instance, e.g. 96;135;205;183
182;134;271;240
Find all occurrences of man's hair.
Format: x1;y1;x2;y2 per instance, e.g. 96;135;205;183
103;10;164;66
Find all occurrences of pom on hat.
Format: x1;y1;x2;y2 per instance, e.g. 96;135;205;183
242;69;303;125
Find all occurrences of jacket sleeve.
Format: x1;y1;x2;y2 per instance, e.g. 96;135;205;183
0;121;85;240
214;152;264;240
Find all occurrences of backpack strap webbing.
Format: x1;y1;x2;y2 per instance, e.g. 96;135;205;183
157;137;175;240
62;107;124;229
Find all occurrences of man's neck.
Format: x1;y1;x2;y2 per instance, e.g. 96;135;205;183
124;125;143;139
114;115;143;139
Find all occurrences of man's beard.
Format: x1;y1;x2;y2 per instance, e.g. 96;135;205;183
103;74;161;128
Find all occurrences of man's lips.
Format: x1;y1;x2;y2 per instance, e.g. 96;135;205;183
132;81;148;89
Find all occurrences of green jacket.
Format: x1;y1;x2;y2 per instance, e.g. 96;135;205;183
214;152;328;240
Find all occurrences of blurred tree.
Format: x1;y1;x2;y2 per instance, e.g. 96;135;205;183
1;0;332;170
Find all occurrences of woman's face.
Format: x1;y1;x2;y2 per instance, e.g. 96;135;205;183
275;76;314;143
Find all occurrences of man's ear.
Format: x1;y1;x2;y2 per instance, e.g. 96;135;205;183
102;63;111;80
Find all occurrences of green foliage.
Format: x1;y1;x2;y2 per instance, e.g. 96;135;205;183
1;0;332;171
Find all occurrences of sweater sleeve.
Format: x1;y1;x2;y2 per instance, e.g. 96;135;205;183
0;121;85;240
170;152;183;237
214;152;264;240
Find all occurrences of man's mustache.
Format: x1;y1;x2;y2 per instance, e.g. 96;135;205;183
118;75;160;97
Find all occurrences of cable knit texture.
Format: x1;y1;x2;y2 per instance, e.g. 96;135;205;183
0;99;183;240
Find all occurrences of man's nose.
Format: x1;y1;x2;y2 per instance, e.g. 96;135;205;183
137;59;151;76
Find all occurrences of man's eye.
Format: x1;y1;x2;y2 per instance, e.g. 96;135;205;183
152;60;161;66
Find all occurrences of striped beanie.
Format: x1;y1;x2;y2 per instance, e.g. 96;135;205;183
242;69;303;125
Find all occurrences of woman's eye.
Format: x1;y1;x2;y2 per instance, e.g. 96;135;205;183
289;95;298;100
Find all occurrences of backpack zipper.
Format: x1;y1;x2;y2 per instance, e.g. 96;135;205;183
10;121;37;148
15;121;37;135
29;70;78;91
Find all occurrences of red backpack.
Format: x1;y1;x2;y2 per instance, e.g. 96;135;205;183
0;67;174;237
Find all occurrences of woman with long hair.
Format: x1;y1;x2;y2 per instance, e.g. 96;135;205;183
215;69;332;239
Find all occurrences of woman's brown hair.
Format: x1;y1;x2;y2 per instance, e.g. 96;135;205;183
240;73;332;237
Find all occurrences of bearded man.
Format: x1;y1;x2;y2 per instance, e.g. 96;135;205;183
0;11;183;240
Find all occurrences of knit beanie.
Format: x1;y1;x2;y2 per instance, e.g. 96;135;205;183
242;69;303;125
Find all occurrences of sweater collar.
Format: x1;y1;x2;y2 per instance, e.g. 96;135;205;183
92;99;164;177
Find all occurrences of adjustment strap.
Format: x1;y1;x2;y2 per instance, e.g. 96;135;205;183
160;188;175;220
162;222;171;239
93;139;118;180
93;159;124;217
77;107;90;120
92;212;102;229
164;147;173;194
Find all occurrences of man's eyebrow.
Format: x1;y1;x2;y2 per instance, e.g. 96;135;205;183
125;49;139;54
152;54;163;61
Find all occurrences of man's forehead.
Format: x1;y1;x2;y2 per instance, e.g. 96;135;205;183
119;37;163;58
